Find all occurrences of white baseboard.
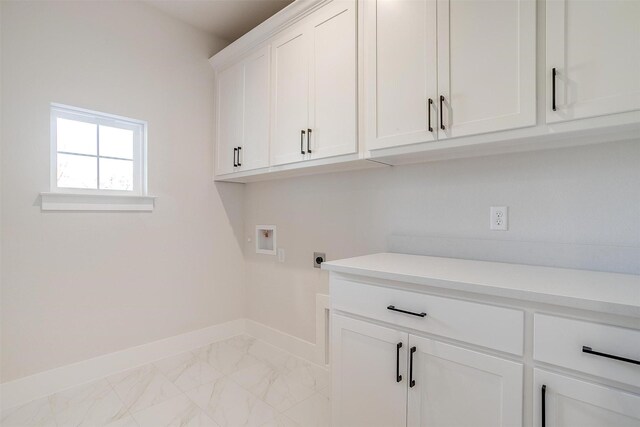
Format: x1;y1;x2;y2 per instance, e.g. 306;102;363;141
0;319;245;412
245;293;330;368
1;294;331;412
245;319;318;364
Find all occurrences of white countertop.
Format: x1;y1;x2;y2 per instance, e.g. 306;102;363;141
322;253;640;318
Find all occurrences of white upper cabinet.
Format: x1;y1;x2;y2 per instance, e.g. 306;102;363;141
271;0;357;166
364;0;438;150
216;62;244;176
407;335;523;427
308;0;357;160
546;0;640;123
215;47;270;175
364;0;535;150
437;0;536;139
212;0;639;181
271;26;311;166
241;48;271;171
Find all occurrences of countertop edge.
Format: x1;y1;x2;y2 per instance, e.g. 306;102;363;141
323;262;640;319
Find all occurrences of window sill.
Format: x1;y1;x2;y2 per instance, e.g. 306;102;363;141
40;192;156;211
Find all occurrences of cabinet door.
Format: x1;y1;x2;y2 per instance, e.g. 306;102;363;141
363;0;438;150
270;26;310;166
534;369;640;427
216;63;243;175
546;0;640;123
407;335;523;427
437;0;535;138
308;0;357;160
332;314;408;427
240;47;270;171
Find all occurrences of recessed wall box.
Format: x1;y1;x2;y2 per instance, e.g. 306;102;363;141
256;225;277;255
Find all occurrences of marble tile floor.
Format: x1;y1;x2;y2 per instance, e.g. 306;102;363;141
1;335;331;427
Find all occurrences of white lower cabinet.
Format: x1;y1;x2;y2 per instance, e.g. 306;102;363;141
332;314;408;427
332;313;523;427
328;256;640;427
407;335;523;427
534;369;640;427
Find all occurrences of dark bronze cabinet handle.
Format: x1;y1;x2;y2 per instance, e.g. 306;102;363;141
300;130;306;155
582;346;640;365
233;147;238;167
439;95;445;130
396;342;403;383
541;384;546;427
409;346;416;388
387;305;427;318
552;68;557;111
428;98;433;132
307;129;312;153
237;146;242;167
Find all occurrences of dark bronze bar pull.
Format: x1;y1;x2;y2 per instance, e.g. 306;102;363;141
428;98;434;132
439;95;445;130
409;346;416;388
300;130;306;155
237;146;242;167
233;147;238;167
396;342;403;383
307;129;312;153
552;68;557;111
541;384;546;427
387;305;427;318
582;346;640;365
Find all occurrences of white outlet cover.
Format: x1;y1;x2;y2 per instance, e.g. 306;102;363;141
490;206;508;231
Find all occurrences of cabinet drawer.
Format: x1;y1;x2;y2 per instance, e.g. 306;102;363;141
331;277;524;355
534;314;640;388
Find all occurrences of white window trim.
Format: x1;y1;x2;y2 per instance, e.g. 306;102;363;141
44;103;155;211
40;192;156;211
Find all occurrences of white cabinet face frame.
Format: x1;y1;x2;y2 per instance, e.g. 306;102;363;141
546;0;640;123
308;0;358;160
332;314;409;427
407;334;523;427
437;0;536;139
534;369;640;427
363;0;438;150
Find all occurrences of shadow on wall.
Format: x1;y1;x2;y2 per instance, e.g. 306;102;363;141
215;181;246;249
388;234;640;275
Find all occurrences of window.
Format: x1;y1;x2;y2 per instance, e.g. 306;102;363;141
50;104;147;195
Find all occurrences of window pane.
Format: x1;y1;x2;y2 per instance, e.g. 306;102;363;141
57;153;97;189
99;125;134;159
57;118;97;155
99;158;133;191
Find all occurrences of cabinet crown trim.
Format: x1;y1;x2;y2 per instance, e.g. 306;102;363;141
209;0;330;69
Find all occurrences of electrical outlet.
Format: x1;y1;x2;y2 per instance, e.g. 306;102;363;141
490;206;508;231
314;252;326;268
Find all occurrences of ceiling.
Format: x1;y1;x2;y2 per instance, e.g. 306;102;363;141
145;0;293;42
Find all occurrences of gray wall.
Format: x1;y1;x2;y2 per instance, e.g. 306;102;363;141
0;0;244;382
243;139;640;343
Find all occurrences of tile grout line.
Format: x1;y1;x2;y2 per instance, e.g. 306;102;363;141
105;379;139;427
153;360;219;427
